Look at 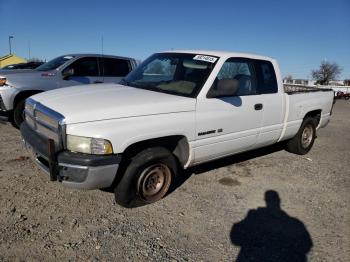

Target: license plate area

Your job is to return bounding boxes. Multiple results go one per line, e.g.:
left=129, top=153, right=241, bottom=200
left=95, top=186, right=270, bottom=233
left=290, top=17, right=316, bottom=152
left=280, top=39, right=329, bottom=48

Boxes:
left=23, top=139, right=58, bottom=181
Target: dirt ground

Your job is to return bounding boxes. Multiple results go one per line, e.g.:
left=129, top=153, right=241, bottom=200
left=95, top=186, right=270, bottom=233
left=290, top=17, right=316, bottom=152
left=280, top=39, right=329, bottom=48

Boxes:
left=0, top=100, right=349, bottom=261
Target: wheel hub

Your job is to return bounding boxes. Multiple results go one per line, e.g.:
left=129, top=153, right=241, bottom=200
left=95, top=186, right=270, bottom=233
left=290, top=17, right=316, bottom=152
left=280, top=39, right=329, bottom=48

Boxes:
left=138, top=164, right=171, bottom=201
left=301, top=125, right=313, bottom=148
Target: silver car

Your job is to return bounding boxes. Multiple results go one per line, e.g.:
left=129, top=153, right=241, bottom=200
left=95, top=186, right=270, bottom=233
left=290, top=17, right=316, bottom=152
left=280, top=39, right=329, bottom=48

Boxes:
left=0, top=54, right=138, bottom=127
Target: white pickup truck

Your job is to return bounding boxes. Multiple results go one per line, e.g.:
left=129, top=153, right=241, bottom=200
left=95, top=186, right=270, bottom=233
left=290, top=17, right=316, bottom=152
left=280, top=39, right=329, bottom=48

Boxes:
left=20, top=50, right=334, bottom=207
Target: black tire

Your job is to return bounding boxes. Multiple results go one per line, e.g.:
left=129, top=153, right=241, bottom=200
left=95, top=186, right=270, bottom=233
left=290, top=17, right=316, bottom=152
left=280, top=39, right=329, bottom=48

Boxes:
left=11, top=99, right=25, bottom=129
left=345, top=96, right=350, bottom=100
left=286, top=117, right=317, bottom=155
left=114, top=147, right=178, bottom=208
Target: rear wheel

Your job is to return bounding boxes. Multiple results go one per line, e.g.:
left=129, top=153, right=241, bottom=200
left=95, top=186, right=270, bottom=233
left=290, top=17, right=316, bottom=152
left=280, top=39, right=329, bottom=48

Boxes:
left=114, top=147, right=177, bottom=208
left=11, top=99, right=25, bottom=129
left=286, top=117, right=316, bottom=155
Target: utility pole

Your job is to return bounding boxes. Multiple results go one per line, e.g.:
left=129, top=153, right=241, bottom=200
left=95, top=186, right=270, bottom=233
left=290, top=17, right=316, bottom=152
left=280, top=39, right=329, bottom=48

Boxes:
left=28, top=40, right=31, bottom=60
left=9, top=36, right=14, bottom=54
left=101, top=36, right=104, bottom=55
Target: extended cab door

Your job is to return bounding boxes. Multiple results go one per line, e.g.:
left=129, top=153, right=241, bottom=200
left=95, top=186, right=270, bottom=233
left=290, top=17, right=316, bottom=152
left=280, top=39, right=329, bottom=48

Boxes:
left=99, top=57, right=132, bottom=83
left=60, top=57, right=103, bottom=87
left=253, top=60, right=284, bottom=147
left=194, top=58, right=264, bottom=164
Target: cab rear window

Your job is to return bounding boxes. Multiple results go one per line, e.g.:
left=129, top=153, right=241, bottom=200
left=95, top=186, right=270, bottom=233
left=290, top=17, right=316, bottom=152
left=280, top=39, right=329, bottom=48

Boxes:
left=100, top=58, right=131, bottom=77
left=254, top=60, right=278, bottom=94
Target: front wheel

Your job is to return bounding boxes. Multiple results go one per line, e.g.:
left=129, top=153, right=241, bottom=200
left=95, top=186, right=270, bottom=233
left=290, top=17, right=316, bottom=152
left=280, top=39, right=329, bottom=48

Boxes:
left=286, top=117, right=317, bottom=155
left=11, top=99, right=25, bottom=128
left=114, top=147, right=178, bottom=208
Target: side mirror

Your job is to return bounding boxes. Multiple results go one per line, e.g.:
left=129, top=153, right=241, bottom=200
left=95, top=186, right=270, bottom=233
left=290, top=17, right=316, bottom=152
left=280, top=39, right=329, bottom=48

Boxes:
left=207, top=78, right=239, bottom=98
left=62, top=68, right=74, bottom=80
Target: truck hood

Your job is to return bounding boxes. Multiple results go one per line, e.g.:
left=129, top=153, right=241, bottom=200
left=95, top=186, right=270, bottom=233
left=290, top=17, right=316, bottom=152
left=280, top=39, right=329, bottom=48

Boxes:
left=0, top=69, right=35, bottom=75
left=31, top=84, right=196, bottom=124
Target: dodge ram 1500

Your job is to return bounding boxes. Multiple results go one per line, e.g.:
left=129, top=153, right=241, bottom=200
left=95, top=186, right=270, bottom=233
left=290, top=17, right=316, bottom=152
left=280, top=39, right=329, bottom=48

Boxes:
left=20, top=50, right=334, bottom=207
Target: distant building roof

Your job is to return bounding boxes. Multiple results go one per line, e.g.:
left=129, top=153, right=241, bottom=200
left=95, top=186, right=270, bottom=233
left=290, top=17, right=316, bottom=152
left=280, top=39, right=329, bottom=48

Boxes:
left=0, top=54, right=27, bottom=68
left=0, top=54, right=14, bottom=61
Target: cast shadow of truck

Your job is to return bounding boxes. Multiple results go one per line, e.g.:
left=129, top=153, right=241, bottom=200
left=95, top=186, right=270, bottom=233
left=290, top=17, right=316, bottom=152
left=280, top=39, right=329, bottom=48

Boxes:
left=172, top=142, right=287, bottom=192
left=103, top=142, right=287, bottom=202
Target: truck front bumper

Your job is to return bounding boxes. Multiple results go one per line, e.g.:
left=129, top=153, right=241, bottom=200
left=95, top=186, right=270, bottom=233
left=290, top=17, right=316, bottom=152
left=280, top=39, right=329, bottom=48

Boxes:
left=20, top=122, right=121, bottom=189
left=0, top=109, right=10, bottom=121
left=0, top=85, right=17, bottom=110
left=0, top=85, right=17, bottom=121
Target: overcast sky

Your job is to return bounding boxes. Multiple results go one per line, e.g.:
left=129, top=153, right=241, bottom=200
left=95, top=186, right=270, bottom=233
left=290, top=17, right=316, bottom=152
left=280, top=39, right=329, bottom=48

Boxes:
left=0, top=0, right=349, bottom=79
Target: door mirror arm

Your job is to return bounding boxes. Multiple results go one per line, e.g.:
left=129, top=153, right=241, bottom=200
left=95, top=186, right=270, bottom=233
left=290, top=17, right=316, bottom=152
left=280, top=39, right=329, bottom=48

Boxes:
left=62, top=68, right=74, bottom=80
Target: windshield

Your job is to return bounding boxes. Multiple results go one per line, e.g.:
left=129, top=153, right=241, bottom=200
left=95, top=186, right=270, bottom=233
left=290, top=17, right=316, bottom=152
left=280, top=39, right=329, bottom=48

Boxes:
left=121, top=53, right=218, bottom=97
left=36, top=55, right=75, bottom=71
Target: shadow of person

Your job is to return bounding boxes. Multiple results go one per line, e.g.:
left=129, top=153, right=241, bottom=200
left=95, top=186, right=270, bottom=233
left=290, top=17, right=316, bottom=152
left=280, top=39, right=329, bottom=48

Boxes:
left=230, top=190, right=313, bottom=262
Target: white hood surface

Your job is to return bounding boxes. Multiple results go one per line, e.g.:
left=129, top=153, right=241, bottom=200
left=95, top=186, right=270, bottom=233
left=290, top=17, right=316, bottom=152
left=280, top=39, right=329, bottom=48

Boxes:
left=31, top=84, right=196, bottom=124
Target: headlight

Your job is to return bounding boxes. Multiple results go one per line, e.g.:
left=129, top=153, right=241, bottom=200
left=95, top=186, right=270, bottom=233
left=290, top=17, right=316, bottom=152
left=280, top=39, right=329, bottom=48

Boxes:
left=25, top=102, right=34, bottom=115
left=66, top=135, right=113, bottom=155
left=0, top=77, right=6, bottom=86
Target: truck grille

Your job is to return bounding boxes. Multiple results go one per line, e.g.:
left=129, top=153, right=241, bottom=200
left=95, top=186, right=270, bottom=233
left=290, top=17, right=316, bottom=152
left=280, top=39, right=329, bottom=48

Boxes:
left=0, top=95, right=6, bottom=111
left=24, top=98, right=65, bottom=150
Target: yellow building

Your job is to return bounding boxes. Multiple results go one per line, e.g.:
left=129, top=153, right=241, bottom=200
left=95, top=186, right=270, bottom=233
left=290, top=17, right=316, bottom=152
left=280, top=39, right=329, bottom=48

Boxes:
left=0, top=54, right=27, bottom=68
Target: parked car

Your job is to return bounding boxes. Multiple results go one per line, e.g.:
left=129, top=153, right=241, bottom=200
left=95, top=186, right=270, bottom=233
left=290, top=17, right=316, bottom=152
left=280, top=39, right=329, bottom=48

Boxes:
left=335, top=91, right=350, bottom=100
left=0, top=61, right=45, bottom=76
left=20, top=50, right=334, bottom=207
left=0, top=54, right=138, bottom=127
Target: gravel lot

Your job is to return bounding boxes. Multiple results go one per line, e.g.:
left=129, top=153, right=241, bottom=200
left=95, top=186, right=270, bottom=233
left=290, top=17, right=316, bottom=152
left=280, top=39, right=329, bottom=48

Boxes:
left=0, top=100, right=349, bottom=261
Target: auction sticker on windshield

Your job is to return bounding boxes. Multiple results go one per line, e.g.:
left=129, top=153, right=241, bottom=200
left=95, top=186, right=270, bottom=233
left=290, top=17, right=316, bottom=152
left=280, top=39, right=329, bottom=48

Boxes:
left=193, top=55, right=218, bottom=63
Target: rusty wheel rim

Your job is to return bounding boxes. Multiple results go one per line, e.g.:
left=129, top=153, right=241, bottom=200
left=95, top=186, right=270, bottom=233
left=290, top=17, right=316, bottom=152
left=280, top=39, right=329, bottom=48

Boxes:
left=301, top=125, right=313, bottom=148
left=138, top=163, right=172, bottom=202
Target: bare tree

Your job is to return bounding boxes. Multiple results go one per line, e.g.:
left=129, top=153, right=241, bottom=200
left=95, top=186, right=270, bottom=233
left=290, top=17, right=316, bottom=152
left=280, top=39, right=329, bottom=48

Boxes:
left=312, top=61, right=342, bottom=85
left=283, top=75, right=293, bottom=83
left=27, top=57, right=44, bottom=62
left=344, top=79, right=350, bottom=86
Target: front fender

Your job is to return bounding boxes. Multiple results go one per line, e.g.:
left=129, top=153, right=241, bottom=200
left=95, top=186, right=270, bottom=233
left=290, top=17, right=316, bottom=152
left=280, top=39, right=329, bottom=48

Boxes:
left=66, top=112, right=196, bottom=154
left=0, top=85, right=19, bottom=110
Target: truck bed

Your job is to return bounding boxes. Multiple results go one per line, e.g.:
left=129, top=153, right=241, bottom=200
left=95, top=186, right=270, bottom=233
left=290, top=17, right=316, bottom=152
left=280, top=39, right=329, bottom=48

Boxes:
left=280, top=87, right=334, bottom=142
left=284, top=84, right=333, bottom=94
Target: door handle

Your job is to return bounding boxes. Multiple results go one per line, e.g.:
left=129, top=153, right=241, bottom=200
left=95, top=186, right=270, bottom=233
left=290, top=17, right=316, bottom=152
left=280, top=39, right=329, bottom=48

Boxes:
left=94, top=81, right=103, bottom=84
left=254, top=103, right=263, bottom=110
